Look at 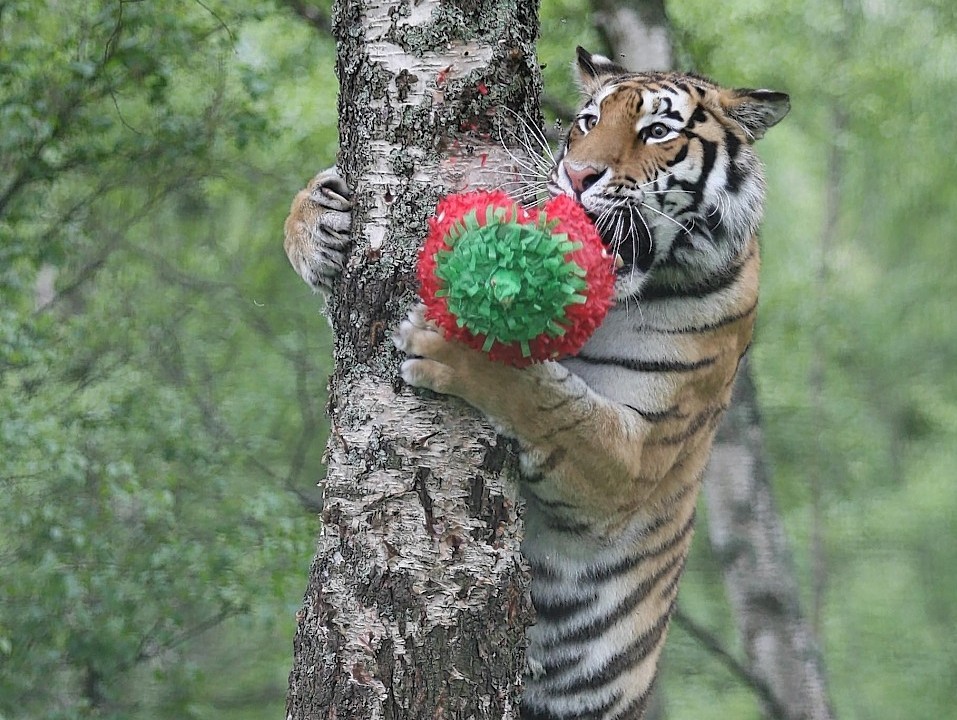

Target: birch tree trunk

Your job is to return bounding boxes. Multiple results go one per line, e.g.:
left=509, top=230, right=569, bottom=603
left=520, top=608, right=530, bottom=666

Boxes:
left=592, top=0, right=672, bottom=71
left=592, top=3, right=836, bottom=718
left=285, top=2, right=542, bottom=718
left=704, top=360, right=836, bottom=720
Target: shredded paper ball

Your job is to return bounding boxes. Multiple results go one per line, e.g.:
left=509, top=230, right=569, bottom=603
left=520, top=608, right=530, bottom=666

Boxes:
left=418, top=190, right=615, bottom=366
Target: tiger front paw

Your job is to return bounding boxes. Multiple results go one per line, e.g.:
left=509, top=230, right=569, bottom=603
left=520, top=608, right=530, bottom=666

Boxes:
left=394, top=304, right=501, bottom=399
left=394, top=304, right=461, bottom=395
left=283, top=167, right=353, bottom=293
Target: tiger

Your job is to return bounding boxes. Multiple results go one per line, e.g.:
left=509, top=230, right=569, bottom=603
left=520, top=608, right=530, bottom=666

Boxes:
left=284, top=47, right=788, bottom=720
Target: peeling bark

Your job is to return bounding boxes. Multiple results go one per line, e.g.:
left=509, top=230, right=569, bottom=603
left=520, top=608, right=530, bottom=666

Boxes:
left=285, top=1, right=542, bottom=718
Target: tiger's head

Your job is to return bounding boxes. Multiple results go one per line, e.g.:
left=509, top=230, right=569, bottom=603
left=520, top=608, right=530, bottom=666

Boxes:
left=549, top=47, right=790, bottom=299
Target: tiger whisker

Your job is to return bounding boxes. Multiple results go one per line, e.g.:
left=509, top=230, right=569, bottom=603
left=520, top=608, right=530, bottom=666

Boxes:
left=493, top=174, right=549, bottom=189
left=495, top=130, right=552, bottom=175
left=499, top=151, right=550, bottom=181
left=498, top=106, right=557, bottom=164
left=639, top=170, right=677, bottom=189
left=640, top=202, right=692, bottom=236
left=630, top=204, right=654, bottom=266
left=496, top=128, right=553, bottom=179
left=481, top=168, right=550, bottom=184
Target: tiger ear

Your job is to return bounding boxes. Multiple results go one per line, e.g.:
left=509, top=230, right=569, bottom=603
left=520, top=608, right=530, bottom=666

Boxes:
left=722, top=88, right=791, bottom=140
left=574, top=46, right=628, bottom=95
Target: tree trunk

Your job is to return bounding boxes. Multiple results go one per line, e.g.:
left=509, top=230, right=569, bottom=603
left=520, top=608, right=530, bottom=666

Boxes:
left=704, top=359, right=836, bottom=720
left=592, top=0, right=672, bottom=71
left=285, top=1, right=542, bottom=718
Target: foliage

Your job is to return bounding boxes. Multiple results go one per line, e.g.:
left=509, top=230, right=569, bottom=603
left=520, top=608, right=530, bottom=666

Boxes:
left=0, top=1, right=337, bottom=717
left=2, top=0, right=954, bottom=717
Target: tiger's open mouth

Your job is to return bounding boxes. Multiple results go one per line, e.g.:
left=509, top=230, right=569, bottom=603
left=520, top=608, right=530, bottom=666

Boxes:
left=585, top=209, right=655, bottom=274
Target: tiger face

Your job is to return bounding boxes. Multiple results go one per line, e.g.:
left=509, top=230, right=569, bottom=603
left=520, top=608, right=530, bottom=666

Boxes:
left=549, top=48, right=790, bottom=299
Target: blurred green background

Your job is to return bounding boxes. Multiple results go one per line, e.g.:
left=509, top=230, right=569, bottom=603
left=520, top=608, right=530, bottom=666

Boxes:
left=1, top=0, right=954, bottom=717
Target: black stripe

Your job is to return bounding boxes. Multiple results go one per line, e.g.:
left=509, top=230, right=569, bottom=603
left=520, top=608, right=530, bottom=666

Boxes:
left=656, top=554, right=688, bottom=600
left=625, top=403, right=685, bottom=422
left=533, top=591, right=598, bottom=623
left=648, top=242, right=757, bottom=302
left=537, top=416, right=585, bottom=441
left=519, top=703, right=567, bottom=720
left=724, top=129, right=745, bottom=192
left=541, top=514, right=594, bottom=535
left=540, top=650, right=586, bottom=675
left=519, top=704, right=562, bottom=720
left=657, top=475, right=699, bottom=506
left=537, top=389, right=587, bottom=413
left=685, top=103, right=708, bottom=129
left=704, top=203, right=724, bottom=236
left=553, top=598, right=675, bottom=696
left=521, top=689, right=623, bottom=720
left=699, top=137, right=718, bottom=178
left=541, top=551, right=686, bottom=651
left=524, top=487, right=579, bottom=512
left=585, top=510, right=696, bottom=583
left=649, top=297, right=758, bottom=335
left=574, top=352, right=717, bottom=374
left=676, top=136, right=716, bottom=207
left=609, top=671, right=657, bottom=720
left=615, top=476, right=696, bottom=516
left=638, top=254, right=746, bottom=300
left=649, top=404, right=726, bottom=447
left=665, top=142, right=689, bottom=167
left=618, top=511, right=667, bottom=542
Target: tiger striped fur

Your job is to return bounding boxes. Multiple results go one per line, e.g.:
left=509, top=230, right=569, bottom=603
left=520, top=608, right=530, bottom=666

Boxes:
left=396, top=48, right=788, bottom=719
left=283, top=46, right=788, bottom=720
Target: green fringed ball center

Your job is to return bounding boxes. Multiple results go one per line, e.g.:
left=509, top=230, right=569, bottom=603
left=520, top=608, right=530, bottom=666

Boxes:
left=434, top=207, right=588, bottom=355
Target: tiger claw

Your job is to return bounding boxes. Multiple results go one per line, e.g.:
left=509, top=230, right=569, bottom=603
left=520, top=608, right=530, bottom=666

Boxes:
left=283, top=166, right=355, bottom=293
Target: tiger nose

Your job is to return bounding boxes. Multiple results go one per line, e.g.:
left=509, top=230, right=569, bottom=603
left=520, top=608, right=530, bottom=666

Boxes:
left=564, top=164, right=605, bottom=196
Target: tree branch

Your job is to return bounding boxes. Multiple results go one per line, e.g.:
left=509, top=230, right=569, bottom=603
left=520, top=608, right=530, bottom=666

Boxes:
left=130, top=607, right=241, bottom=668
left=673, top=607, right=791, bottom=720
left=278, top=0, right=331, bottom=34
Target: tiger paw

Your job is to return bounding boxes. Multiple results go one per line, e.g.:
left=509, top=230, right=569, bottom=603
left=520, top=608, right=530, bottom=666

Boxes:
left=283, top=167, right=353, bottom=293
left=394, top=304, right=485, bottom=398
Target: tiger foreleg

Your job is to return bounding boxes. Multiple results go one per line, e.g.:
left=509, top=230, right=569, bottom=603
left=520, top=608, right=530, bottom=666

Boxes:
left=394, top=304, right=654, bottom=514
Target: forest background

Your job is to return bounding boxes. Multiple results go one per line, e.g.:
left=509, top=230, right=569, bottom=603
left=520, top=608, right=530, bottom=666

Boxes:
left=1, top=0, right=955, bottom=718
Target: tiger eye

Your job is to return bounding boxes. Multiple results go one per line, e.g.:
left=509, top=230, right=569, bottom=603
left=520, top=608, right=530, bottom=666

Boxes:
left=579, top=114, right=598, bottom=132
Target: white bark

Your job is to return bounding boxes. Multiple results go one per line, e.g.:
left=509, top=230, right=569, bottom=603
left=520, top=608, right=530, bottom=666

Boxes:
left=286, top=1, right=542, bottom=718
left=593, top=0, right=673, bottom=71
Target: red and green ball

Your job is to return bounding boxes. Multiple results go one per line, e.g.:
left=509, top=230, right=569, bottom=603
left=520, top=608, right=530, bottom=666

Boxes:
left=418, top=190, right=615, bottom=367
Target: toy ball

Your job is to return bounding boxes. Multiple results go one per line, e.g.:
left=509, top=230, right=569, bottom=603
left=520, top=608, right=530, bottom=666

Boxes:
left=417, top=190, right=615, bottom=367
